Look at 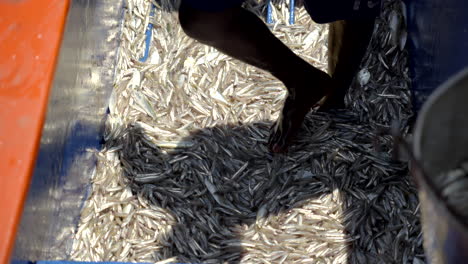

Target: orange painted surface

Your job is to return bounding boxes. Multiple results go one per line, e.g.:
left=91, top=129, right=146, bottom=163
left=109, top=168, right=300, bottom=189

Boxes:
left=0, top=0, right=70, bottom=263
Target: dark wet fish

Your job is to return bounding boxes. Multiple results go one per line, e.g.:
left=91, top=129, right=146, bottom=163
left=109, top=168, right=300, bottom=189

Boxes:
left=72, top=0, right=424, bottom=263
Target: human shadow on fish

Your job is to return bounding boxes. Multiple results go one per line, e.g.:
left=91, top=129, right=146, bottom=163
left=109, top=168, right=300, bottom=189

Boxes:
left=152, top=0, right=306, bottom=13
left=112, top=110, right=424, bottom=263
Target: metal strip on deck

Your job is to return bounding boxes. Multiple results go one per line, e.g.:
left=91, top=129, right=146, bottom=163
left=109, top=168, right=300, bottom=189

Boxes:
left=12, top=0, right=124, bottom=261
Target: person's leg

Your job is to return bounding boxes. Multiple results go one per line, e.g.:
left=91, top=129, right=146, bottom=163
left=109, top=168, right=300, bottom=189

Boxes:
left=320, top=18, right=376, bottom=110
left=302, top=0, right=379, bottom=110
left=179, top=1, right=332, bottom=153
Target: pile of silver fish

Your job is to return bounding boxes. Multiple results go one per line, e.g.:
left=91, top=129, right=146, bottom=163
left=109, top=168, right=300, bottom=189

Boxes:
left=438, top=161, right=468, bottom=223
left=71, top=0, right=425, bottom=263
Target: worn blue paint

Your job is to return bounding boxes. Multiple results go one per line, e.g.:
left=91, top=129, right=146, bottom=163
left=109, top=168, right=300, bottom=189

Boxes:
left=266, top=0, right=273, bottom=24
left=12, top=0, right=124, bottom=261
left=289, top=0, right=295, bottom=25
left=11, top=261, right=33, bottom=264
left=139, top=4, right=155, bottom=62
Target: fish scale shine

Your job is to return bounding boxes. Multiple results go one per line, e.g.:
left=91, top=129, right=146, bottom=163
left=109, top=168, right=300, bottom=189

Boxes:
left=71, top=0, right=424, bottom=263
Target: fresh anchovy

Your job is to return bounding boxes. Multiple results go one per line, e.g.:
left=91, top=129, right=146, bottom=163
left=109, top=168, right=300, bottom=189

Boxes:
left=71, top=0, right=424, bottom=263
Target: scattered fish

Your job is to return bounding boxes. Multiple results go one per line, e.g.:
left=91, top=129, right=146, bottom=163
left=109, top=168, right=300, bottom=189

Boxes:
left=437, top=160, right=468, bottom=223
left=71, top=0, right=424, bottom=263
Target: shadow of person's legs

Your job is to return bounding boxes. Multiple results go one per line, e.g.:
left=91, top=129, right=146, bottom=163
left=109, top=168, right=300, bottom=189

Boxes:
left=110, top=108, right=421, bottom=263
left=86, top=0, right=423, bottom=263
